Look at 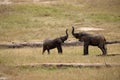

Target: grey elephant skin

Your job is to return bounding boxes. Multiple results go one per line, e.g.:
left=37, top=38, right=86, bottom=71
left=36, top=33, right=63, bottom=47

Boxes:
left=72, top=27, right=107, bottom=55
left=42, top=29, right=68, bottom=54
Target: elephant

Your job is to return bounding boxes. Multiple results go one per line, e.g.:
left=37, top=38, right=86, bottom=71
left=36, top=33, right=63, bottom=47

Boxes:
left=72, top=26, right=107, bottom=55
left=42, top=29, right=68, bottom=54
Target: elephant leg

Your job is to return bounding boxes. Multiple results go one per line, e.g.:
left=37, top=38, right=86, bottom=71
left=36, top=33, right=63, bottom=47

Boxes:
left=47, top=49, right=50, bottom=54
left=103, top=45, right=107, bottom=55
left=57, top=45, right=62, bottom=54
left=42, top=47, right=46, bottom=55
left=83, top=44, right=89, bottom=55
left=98, top=45, right=107, bottom=55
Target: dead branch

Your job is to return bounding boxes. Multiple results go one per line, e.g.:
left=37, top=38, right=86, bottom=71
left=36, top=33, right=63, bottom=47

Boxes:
left=0, top=40, right=119, bottom=48
left=0, top=41, right=83, bottom=48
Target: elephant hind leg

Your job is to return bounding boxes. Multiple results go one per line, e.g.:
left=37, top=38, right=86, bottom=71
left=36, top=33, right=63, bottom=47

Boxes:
left=47, top=49, right=50, bottom=54
left=98, top=44, right=107, bottom=55
left=103, top=45, right=107, bottom=55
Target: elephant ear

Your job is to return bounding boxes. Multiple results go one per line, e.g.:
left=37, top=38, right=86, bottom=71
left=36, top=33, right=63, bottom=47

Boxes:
left=79, top=36, right=85, bottom=42
left=74, top=33, right=80, bottom=39
left=78, top=32, right=89, bottom=41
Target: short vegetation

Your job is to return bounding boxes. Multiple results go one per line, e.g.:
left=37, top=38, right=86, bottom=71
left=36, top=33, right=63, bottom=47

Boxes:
left=0, top=0, right=120, bottom=80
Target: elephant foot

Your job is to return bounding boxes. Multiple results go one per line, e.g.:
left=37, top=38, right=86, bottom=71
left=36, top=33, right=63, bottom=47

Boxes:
left=83, top=53, right=89, bottom=56
left=97, top=54, right=107, bottom=56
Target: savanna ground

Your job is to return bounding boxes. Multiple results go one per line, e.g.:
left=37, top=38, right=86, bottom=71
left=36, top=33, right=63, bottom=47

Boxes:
left=0, top=0, right=120, bottom=80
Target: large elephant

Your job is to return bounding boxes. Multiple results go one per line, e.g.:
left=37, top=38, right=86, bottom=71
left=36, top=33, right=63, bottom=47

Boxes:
left=72, top=26, right=107, bottom=55
left=42, top=29, right=68, bottom=54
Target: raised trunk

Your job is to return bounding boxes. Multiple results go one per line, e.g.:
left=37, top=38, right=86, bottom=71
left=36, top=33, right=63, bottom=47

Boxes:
left=72, top=26, right=79, bottom=38
left=60, top=29, right=68, bottom=42
left=66, top=29, right=68, bottom=38
left=72, top=26, right=75, bottom=36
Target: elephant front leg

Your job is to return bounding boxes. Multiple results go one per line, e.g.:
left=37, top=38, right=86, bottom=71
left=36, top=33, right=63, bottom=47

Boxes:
left=83, top=44, right=89, bottom=55
left=57, top=45, right=63, bottom=54
left=42, top=47, right=46, bottom=55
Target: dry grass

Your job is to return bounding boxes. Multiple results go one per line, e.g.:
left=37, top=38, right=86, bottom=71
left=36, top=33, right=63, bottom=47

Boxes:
left=0, top=0, right=120, bottom=80
left=0, top=44, right=120, bottom=79
left=11, top=67, right=120, bottom=80
left=0, top=45, right=120, bottom=65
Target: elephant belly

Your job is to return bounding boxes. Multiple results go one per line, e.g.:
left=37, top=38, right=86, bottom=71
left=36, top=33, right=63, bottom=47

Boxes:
left=45, top=43, right=56, bottom=49
left=89, top=39, right=100, bottom=46
left=89, top=42, right=99, bottom=46
left=48, top=45, right=56, bottom=49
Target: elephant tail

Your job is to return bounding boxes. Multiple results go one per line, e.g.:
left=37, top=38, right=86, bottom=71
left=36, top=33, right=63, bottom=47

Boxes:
left=106, top=41, right=120, bottom=44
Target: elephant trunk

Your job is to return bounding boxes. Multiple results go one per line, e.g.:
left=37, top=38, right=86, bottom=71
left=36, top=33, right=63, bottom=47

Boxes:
left=66, top=29, right=68, bottom=38
left=60, top=29, right=68, bottom=42
left=72, top=26, right=75, bottom=36
left=72, top=26, right=79, bottom=39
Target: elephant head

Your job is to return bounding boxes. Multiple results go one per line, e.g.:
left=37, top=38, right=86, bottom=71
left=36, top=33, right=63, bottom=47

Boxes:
left=72, top=26, right=88, bottom=41
left=59, top=29, right=68, bottom=43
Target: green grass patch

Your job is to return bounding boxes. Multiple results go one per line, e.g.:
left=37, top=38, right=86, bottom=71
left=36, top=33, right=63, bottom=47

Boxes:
left=86, top=13, right=120, bottom=22
left=0, top=2, right=120, bottom=42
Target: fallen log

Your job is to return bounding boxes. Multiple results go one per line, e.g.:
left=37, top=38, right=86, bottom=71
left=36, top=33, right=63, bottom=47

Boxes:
left=0, top=42, right=43, bottom=48
left=15, top=63, right=120, bottom=68
left=0, top=41, right=83, bottom=48
left=0, top=40, right=120, bottom=48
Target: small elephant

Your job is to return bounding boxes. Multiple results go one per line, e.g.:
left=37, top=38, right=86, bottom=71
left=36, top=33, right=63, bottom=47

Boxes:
left=72, top=26, right=107, bottom=55
left=42, top=29, right=68, bottom=54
